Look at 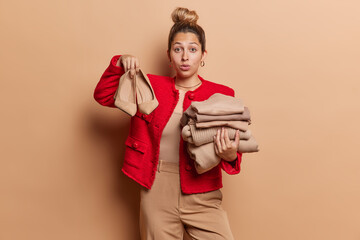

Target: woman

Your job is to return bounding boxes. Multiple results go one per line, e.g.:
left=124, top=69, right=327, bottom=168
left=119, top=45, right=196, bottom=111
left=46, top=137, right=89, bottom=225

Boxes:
left=94, top=7, right=242, bottom=240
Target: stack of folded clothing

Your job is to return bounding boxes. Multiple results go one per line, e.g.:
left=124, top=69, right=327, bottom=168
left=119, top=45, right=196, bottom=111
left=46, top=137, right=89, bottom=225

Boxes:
left=180, top=93, right=259, bottom=174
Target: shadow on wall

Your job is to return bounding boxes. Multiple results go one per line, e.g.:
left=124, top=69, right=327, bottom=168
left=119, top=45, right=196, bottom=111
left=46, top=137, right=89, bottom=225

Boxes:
left=147, top=39, right=174, bottom=77
left=86, top=53, right=193, bottom=237
left=86, top=106, right=193, bottom=239
left=86, top=105, right=142, bottom=239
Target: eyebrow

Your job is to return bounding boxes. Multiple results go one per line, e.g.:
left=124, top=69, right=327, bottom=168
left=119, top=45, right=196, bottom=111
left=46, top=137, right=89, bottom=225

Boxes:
left=173, top=42, right=199, bottom=46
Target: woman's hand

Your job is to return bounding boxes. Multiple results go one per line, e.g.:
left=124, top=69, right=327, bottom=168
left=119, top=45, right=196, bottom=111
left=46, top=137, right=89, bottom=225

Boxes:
left=117, top=54, right=140, bottom=79
left=213, top=127, right=240, bottom=162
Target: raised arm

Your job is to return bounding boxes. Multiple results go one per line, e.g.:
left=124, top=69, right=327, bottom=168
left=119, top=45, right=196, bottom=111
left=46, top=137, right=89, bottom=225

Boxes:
left=93, top=54, right=140, bottom=107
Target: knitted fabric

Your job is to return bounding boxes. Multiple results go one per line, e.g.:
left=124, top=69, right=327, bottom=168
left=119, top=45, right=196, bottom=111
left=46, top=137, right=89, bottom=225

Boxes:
left=182, top=124, right=252, bottom=146
left=191, top=93, right=245, bottom=115
left=181, top=105, right=251, bottom=127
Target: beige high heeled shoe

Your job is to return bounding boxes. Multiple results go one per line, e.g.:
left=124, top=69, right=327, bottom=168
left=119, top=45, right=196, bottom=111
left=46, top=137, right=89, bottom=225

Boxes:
left=135, top=69, right=159, bottom=115
left=113, top=70, right=137, bottom=116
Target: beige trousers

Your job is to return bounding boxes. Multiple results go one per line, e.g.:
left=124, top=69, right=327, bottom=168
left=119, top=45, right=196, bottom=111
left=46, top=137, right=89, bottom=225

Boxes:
left=139, top=160, right=234, bottom=240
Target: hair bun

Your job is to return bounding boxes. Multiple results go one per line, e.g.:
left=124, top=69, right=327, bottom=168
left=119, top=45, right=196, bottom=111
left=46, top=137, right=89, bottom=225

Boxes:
left=171, top=7, right=199, bottom=25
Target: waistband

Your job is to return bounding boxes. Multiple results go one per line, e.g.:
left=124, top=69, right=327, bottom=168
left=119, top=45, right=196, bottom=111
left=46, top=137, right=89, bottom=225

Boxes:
left=157, top=160, right=179, bottom=174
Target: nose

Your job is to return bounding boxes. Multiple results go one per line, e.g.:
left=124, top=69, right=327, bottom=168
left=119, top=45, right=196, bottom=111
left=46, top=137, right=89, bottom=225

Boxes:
left=182, top=50, right=188, bottom=61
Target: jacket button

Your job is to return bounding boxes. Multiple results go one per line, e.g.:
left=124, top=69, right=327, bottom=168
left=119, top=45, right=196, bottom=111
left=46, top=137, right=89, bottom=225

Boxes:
left=186, top=164, right=192, bottom=171
left=132, top=142, right=138, bottom=149
left=141, top=114, right=146, bottom=119
left=188, top=93, right=195, bottom=100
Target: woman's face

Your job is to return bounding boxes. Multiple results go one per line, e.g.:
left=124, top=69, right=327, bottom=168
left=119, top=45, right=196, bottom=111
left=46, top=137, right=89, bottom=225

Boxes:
left=168, top=32, right=207, bottom=79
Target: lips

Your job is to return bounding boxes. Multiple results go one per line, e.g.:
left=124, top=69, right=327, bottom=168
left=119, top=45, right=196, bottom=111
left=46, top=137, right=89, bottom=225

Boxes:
left=180, top=65, right=190, bottom=71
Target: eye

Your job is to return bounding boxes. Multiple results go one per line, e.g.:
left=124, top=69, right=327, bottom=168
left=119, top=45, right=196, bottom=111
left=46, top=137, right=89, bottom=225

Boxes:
left=190, top=48, right=197, bottom=52
left=174, top=47, right=181, bottom=52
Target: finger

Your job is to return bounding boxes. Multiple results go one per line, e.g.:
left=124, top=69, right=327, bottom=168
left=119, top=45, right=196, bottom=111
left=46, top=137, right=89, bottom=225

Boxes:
left=215, top=130, right=222, bottom=153
left=129, top=58, right=136, bottom=78
left=130, top=68, right=136, bottom=79
left=126, top=58, right=131, bottom=72
left=220, top=127, right=226, bottom=151
left=130, top=57, right=135, bottom=70
left=234, top=130, right=240, bottom=149
left=135, top=58, right=140, bottom=73
left=216, top=129, right=220, bottom=142
left=224, top=128, right=231, bottom=147
left=213, top=138, right=219, bottom=155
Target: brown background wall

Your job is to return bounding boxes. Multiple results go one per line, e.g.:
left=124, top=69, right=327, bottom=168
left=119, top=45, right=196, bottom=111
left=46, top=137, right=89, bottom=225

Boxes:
left=1, top=0, right=359, bottom=239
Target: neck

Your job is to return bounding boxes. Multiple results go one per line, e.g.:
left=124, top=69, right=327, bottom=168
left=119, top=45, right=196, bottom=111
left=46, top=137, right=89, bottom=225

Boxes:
left=174, top=74, right=201, bottom=88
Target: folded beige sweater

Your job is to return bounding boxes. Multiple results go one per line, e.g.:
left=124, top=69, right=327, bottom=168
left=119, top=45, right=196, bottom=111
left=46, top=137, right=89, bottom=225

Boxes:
left=195, top=120, right=249, bottom=131
left=180, top=93, right=259, bottom=174
left=196, top=107, right=251, bottom=123
left=187, top=142, right=221, bottom=174
left=180, top=105, right=251, bottom=127
left=187, top=135, right=259, bottom=174
left=182, top=124, right=252, bottom=146
left=191, top=93, right=245, bottom=115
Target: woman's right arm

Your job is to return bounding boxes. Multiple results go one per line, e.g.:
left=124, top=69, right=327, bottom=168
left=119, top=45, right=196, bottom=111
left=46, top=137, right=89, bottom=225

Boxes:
left=93, top=54, right=140, bottom=107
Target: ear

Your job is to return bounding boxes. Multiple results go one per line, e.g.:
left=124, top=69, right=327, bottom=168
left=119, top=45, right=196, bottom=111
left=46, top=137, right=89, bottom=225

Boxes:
left=201, top=50, right=208, bottom=61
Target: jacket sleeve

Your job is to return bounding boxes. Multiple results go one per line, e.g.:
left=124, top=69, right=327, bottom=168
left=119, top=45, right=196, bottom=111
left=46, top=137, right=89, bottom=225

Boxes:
left=220, top=152, right=242, bottom=175
left=220, top=87, right=243, bottom=175
left=93, top=55, right=125, bottom=107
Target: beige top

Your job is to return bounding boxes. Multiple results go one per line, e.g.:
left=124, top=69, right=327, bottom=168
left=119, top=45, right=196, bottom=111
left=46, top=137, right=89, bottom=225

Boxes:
left=158, top=89, right=186, bottom=163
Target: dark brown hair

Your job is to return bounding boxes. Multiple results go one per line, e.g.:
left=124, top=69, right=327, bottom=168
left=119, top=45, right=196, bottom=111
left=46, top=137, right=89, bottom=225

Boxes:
left=168, top=7, right=206, bottom=53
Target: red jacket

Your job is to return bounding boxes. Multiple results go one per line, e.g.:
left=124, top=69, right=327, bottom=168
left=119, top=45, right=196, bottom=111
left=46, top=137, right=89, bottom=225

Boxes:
left=94, top=55, right=242, bottom=194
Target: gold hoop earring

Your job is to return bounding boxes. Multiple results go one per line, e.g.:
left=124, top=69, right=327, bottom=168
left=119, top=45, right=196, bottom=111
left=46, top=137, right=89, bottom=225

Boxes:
left=200, top=61, right=205, bottom=67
